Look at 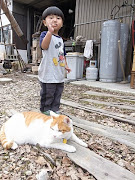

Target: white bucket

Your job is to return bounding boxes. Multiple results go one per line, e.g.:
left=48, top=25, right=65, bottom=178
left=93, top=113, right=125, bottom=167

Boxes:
left=66, top=53, right=84, bottom=80
left=86, top=67, right=98, bottom=81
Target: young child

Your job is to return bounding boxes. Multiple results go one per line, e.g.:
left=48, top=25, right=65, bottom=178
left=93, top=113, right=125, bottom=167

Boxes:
left=38, top=6, right=71, bottom=115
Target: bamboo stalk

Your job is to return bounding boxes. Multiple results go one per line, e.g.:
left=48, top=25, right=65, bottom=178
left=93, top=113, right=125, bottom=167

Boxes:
left=0, top=0, right=28, bottom=44
left=118, top=40, right=126, bottom=81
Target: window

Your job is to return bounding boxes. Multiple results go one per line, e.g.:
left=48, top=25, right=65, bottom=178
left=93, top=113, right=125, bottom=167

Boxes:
left=0, top=25, right=11, bottom=43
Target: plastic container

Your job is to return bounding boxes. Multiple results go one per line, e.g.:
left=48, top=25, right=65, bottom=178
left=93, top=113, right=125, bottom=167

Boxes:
left=86, top=67, right=98, bottom=81
left=66, top=53, right=84, bottom=80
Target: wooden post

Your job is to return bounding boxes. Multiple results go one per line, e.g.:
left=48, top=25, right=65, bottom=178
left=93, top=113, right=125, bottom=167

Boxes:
left=132, top=45, right=135, bottom=71
left=118, top=40, right=126, bottom=81
left=130, top=46, right=135, bottom=88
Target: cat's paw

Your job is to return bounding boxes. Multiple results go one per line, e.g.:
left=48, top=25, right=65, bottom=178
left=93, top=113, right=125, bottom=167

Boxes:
left=11, top=142, right=18, bottom=150
left=80, top=141, right=88, bottom=148
left=67, top=146, right=76, bottom=153
left=82, top=142, right=88, bottom=148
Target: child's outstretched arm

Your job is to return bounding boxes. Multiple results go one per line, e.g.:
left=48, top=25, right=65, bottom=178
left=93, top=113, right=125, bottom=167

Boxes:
left=65, top=56, right=71, bottom=73
left=41, top=24, right=54, bottom=50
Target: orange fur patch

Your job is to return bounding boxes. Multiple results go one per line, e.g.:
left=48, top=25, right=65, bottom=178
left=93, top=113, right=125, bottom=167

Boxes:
left=51, top=115, right=71, bottom=133
left=22, top=112, right=51, bottom=126
left=0, top=112, right=71, bottom=149
left=0, top=124, right=13, bottom=149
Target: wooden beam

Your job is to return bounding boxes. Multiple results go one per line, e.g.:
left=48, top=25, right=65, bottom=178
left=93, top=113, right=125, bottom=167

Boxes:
left=69, top=114, right=135, bottom=150
left=61, top=99, right=135, bottom=126
left=82, top=98, right=135, bottom=111
left=67, top=142, right=135, bottom=180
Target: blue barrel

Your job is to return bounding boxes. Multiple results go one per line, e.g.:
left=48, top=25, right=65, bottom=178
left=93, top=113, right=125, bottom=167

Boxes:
left=99, top=20, right=120, bottom=82
left=117, top=23, right=129, bottom=82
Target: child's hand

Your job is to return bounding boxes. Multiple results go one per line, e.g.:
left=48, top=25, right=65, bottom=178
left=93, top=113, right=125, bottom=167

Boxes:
left=48, top=24, right=54, bottom=33
left=65, top=65, right=71, bottom=73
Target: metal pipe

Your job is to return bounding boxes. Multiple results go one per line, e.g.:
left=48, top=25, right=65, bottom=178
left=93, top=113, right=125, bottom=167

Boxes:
left=0, top=0, right=28, bottom=44
left=74, top=15, right=132, bottom=27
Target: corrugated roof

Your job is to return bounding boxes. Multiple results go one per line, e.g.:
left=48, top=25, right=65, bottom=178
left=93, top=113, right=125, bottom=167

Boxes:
left=13, top=0, right=68, bottom=10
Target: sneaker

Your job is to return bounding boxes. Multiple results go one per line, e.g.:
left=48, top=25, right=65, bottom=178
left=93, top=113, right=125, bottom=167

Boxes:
left=42, top=110, right=51, bottom=116
left=55, top=111, right=61, bottom=114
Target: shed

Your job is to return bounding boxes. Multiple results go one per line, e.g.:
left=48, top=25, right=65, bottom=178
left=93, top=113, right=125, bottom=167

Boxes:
left=0, top=0, right=134, bottom=74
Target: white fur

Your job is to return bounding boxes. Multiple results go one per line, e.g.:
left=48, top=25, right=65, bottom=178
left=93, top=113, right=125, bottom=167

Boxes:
left=4, top=112, right=88, bottom=152
left=50, top=110, right=59, bottom=117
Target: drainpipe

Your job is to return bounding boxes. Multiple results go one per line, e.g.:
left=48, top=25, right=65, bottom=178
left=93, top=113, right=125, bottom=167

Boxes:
left=0, top=0, right=28, bottom=44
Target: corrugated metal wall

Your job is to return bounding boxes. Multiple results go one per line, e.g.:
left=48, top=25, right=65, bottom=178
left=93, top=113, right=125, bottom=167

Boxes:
left=74, top=0, right=134, bottom=40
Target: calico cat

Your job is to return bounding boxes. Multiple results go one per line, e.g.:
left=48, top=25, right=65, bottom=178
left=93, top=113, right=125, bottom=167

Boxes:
left=0, top=111, right=87, bottom=152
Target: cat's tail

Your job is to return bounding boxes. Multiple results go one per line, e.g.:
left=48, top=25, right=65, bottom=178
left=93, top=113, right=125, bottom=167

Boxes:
left=0, top=124, right=13, bottom=149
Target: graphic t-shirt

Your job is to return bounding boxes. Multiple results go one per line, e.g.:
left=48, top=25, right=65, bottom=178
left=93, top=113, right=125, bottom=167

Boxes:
left=38, top=31, right=66, bottom=83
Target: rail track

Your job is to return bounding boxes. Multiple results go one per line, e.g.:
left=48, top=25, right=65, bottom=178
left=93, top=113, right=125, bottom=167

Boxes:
left=60, top=83, right=135, bottom=179
left=0, top=74, right=135, bottom=179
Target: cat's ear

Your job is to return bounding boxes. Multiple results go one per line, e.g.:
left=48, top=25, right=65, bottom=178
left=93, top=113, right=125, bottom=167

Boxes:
left=64, top=117, right=72, bottom=125
left=50, top=111, right=59, bottom=118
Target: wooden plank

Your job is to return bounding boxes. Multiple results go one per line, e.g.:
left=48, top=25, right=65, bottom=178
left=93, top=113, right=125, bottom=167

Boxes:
left=67, top=142, right=135, bottom=180
left=68, top=114, right=135, bottom=150
left=82, top=98, right=135, bottom=110
left=84, top=90, right=135, bottom=102
left=61, top=99, right=135, bottom=125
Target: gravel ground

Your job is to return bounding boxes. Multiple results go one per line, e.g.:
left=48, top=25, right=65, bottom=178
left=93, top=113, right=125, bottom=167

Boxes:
left=0, top=72, right=135, bottom=179
left=0, top=72, right=94, bottom=179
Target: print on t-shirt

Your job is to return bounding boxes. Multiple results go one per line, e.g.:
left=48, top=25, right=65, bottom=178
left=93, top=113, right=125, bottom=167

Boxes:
left=53, top=42, right=65, bottom=67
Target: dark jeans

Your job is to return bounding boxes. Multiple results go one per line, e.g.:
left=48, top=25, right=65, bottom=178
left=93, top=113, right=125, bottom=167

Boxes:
left=40, top=82, right=64, bottom=112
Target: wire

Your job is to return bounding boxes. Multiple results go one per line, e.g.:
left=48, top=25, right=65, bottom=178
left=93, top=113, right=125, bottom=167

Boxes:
left=111, top=5, right=120, bottom=19
left=67, top=27, right=74, bottom=38
left=110, top=2, right=133, bottom=19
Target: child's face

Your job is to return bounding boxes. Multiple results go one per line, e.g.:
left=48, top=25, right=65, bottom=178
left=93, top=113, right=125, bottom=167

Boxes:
left=43, top=14, right=63, bottom=33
